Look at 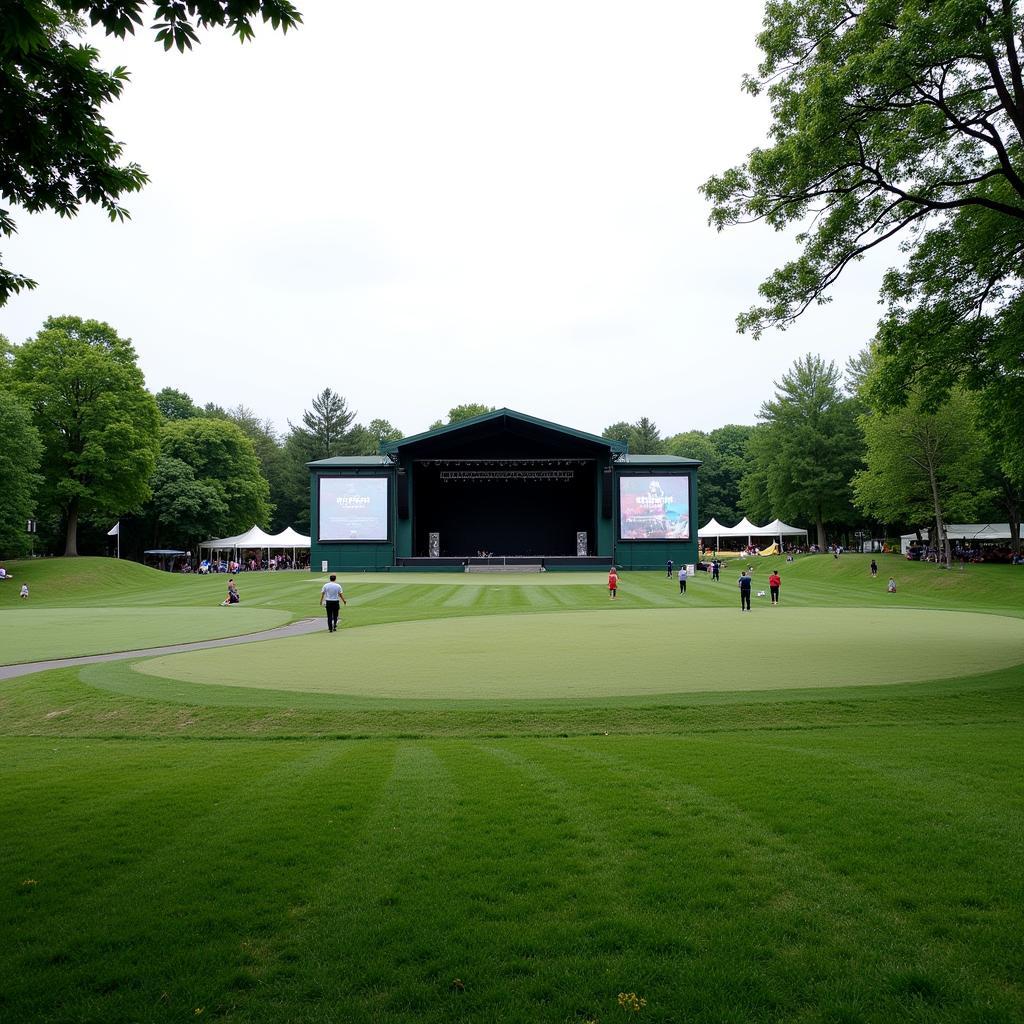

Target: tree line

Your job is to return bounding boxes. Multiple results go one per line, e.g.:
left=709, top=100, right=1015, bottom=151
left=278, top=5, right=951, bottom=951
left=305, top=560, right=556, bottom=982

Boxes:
left=3, top=316, right=1019, bottom=565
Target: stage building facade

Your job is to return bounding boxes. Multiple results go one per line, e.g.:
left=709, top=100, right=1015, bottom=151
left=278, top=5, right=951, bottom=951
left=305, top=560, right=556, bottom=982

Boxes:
left=308, top=409, right=700, bottom=571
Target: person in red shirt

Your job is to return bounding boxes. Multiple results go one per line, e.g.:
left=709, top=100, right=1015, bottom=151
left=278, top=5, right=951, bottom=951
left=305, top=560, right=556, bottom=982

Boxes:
left=608, top=567, right=619, bottom=600
left=769, top=569, right=781, bottom=605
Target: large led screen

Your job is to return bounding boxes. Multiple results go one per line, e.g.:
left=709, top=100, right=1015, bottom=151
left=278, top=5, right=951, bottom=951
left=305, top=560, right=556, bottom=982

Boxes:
left=619, top=476, right=690, bottom=540
left=319, top=477, right=389, bottom=541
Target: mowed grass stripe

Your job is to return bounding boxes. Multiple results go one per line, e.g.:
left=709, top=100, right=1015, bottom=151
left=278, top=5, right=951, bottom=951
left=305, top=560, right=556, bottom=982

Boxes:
left=523, top=733, right=1022, bottom=1020
left=1, top=740, right=395, bottom=1019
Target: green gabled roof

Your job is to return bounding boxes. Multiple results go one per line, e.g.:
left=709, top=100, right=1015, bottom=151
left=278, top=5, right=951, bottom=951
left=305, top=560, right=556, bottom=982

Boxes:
left=618, top=454, right=702, bottom=467
left=379, top=407, right=628, bottom=455
left=307, top=455, right=393, bottom=468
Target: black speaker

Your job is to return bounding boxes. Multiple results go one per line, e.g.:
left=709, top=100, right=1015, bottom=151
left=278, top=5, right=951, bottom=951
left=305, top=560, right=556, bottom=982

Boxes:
left=397, top=468, right=409, bottom=519
left=602, top=468, right=613, bottom=518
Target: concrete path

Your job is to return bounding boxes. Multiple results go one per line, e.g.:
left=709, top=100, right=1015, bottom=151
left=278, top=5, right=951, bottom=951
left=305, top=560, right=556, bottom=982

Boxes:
left=0, top=617, right=325, bottom=681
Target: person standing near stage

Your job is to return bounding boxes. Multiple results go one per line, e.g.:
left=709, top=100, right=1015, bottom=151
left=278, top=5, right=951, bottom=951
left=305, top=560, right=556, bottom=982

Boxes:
left=320, top=574, right=347, bottom=632
left=768, top=568, right=781, bottom=606
left=608, top=567, right=619, bottom=600
left=712, top=559, right=720, bottom=582
left=678, top=564, right=687, bottom=595
left=738, top=569, right=752, bottom=611
left=666, top=558, right=673, bottom=579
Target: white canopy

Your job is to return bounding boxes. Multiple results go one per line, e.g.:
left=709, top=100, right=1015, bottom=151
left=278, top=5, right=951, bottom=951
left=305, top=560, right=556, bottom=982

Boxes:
left=698, top=518, right=729, bottom=538
left=267, top=527, right=311, bottom=549
left=900, top=523, right=1024, bottom=553
left=719, top=517, right=765, bottom=538
left=200, top=525, right=310, bottom=552
left=760, top=518, right=809, bottom=537
left=199, top=525, right=275, bottom=550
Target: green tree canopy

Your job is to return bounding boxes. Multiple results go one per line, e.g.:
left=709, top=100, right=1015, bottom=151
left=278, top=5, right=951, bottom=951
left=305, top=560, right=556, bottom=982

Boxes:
left=853, top=388, right=989, bottom=567
left=143, top=454, right=228, bottom=550
left=158, top=417, right=271, bottom=538
left=702, top=1, right=1024, bottom=448
left=289, top=388, right=356, bottom=460
left=740, top=354, right=863, bottom=547
left=1, top=1, right=301, bottom=305
left=0, top=396, right=43, bottom=557
left=601, top=418, right=665, bottom=455
left=428, top=404, right=495, bottom=431
left=12, top=316, right=160, bottom=555
left=154, top=386, right=200, bottom=421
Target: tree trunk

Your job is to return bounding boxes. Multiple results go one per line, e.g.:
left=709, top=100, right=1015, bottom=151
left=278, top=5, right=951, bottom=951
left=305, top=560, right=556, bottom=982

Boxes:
left=816, top=517, right=826, bottom=550
left=926, top=461, right=951, bottom=569
left=64, top=499, right=80, bottom=557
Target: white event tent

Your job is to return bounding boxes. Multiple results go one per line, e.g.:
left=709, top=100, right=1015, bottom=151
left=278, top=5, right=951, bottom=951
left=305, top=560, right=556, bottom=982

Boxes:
left=698, top=517, right=808, bottom=551
left=760, top=518, right=810, bottom=548
left=199, top=525, right=311, bottom=565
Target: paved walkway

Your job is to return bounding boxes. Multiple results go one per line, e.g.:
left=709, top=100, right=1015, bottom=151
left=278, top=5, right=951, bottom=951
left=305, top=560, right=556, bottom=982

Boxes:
left=0, top=617, right=325, bottom=681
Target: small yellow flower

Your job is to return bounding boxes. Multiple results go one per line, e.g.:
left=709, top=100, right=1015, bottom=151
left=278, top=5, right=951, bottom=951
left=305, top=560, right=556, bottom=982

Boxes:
left=194, top=1009, right=204, bottom=1016
left=21, top=879, right=38, bottom=887
left=617, top=991, right=647, bottom=1013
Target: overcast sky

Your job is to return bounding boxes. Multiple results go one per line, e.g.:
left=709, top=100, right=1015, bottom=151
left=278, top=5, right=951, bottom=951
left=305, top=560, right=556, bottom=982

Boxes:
left=0, top=1, right=890, bottom=440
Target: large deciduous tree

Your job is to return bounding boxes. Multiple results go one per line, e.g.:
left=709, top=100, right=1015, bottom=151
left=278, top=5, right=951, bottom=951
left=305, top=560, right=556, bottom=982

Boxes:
left=740, top=354, right=862, bottom=547
left=853, top=389, right=989, bottom=567
left=13, top=316, right=160, bottom=556
left=428, top=404, right=496, bottom=431
left=702, top=1, right=1024, bottom=452
left=158, top=417, right=271, bottom=538
left=0, top=397, right=43, bottom=557
left=0, top=1, right=301, bottom=305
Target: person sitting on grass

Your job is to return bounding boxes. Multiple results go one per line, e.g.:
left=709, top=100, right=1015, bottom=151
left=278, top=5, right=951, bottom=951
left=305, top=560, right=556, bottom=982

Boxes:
left=221, top=579, right=240, bottom=606
left=888, top=577, right=897, bottom=593
left=20, top=583, right=29, bottom=600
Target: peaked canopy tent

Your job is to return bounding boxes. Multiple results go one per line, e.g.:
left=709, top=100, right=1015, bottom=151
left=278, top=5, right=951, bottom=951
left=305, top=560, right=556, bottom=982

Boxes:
left=267, top=527, right=311, bottom=548
left=760, top=518, right=809, bottom=549
left=698, top=518, right=729, bottom=551
left=720, top=517, right=765, bottom=546
left=199, top=526, right=311, bottom=567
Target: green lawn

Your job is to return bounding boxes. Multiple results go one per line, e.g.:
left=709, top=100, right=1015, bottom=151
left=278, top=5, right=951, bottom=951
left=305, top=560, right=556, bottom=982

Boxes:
left=1, top=555, right=1022, bottom=1023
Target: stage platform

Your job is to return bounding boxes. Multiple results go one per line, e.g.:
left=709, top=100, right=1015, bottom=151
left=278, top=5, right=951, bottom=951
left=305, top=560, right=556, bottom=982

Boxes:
left=395, top=556, right=612, bottom=572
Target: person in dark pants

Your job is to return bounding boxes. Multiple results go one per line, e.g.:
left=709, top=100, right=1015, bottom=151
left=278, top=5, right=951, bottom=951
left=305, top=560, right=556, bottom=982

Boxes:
left=738, top=570, right=752, bottom=611
left=319, top=573, right=347, bottom=632
left=712, top=559, right=720, bottom=582
left=678, top=564, right=687, bottom=594
left=666, top=558, right=674, bottom=578
left=768, top=569, right=781, bottom=605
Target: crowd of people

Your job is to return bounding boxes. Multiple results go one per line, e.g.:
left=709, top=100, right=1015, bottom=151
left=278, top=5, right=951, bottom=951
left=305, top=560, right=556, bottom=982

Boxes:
left=198, top=553, right=309, bottom=574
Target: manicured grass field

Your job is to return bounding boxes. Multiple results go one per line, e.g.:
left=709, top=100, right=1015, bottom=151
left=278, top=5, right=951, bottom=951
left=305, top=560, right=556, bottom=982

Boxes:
left=1, top=555, right=1022, bottom=1023
left=0, top=606, right=291, bottom=665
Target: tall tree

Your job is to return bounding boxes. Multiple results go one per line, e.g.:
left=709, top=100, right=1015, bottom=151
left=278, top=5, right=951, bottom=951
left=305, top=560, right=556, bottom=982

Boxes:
left=740, top=354, right=862, bottom=547
left=290, top=388, right=356, bottom=460
left=154, top=386, right=200, bottom=421
left=1, top=1, right=301, bottom=305
left=428, top=404, right=495, bottom=431
left=143, top=455, right=228, bottom=550
left=0, top=397, right=43, bottom=557
left=853, top=389, right=989, bottom=568
left=630, top=417, right=664, bottom=455
left=701, top=2, right=1024, bottom=429
left=12, top=316, right=160, bottom=556
left=158, top=418, right=271, bottom=537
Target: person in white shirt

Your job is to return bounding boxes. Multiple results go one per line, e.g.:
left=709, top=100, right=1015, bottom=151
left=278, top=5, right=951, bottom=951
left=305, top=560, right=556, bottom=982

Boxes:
left=319, top=574, right=347, bottom=632
left=678, top=564, right=687, bottom=595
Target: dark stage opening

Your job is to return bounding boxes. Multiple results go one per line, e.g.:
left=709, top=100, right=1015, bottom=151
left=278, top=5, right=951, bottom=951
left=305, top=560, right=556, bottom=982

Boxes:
left=413, top=460, right=597, bottom=557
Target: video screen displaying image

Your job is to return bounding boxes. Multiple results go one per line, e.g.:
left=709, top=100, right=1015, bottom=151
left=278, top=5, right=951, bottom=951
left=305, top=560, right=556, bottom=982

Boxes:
left=319, top=477, right=389, bottom=541
left=619, top=476, right=690, bottom=540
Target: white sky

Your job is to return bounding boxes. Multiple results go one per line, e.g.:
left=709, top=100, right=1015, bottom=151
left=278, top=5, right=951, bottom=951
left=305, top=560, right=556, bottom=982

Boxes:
left=0, top=0, right=889, bottom=439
